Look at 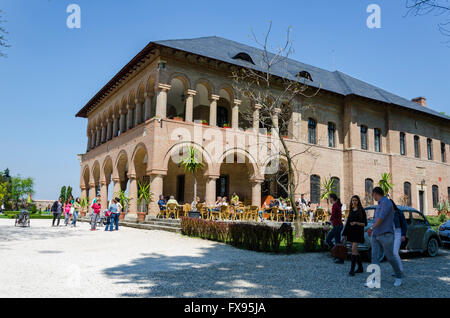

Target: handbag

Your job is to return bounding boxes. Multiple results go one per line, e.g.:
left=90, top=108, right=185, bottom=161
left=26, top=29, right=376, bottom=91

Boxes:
left=331, top=244, right=348, bottom=260
left=105, top=210, right=112, bottom=217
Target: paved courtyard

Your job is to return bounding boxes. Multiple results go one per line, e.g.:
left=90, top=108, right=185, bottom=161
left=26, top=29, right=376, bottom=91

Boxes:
left=0, top=219, right=448, bottom=298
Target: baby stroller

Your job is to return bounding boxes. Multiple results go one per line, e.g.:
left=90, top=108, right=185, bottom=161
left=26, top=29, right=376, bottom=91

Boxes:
left=15, top=211, right=30, bottom=227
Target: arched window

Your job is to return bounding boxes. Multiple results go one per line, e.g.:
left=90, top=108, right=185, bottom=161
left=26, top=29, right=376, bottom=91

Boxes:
left=328, top=122, right=336, bottom=148
left=432, top=185, right=439, bottom=208
left=308, top=118, right=317, bottom=144
left=374, top=128, right=381, bottom=152
left=331, top=177, right=340, bottom=198
left=427, top=138, right=433, bottom=160
left=441, top=142, right=447, bottom=163
left=400, top=132, right=406, bottom=155
left=310, top=175, right=321, bottom=204
left=296, top=70, right=313, bottom=82
left=365, top=178, right=374, bottom=205
left=361, top=126, right=368, bottom=150
left=403, top=182, right=412, bottom=206
left=414, top=135, right=420, bottom=158
left=232, top=52, right=255, bottom=65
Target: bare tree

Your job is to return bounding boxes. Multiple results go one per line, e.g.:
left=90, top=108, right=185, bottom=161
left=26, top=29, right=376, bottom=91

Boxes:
left=0, top=10, right=10, bottom=57
left=406, top=0, right=450, bottom=39
left=232, top=23, right=320, bottom=228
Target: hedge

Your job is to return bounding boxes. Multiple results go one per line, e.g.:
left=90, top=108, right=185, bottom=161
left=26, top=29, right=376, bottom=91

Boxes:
left=181, top=217, right=294, bottom=253
left=302, top=227, right=329, bottom=252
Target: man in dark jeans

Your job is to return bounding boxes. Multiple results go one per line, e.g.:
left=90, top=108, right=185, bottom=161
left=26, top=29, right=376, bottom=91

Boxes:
left=51, top=197, right=63, bottom=226
left=326, top=193, right=344, bottom=263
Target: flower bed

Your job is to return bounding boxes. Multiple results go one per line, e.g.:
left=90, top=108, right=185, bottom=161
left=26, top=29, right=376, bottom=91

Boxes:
left=181, top=217, right=294, bottom=253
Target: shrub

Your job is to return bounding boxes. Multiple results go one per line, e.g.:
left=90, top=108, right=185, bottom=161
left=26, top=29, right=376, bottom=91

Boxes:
left=302, top=227, right=328, bottom=252
left=438, top=213, right=447, bottom=224
left=181, top=217, right=294, bottom=253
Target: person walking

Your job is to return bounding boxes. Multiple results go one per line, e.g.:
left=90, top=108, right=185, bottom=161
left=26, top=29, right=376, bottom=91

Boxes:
left=51, top=197, right=63, bottom=227
left=71, top=198, right=81, bottom=227
left=90, top=196, right=101, bottom=231
left=326, top=193, right=344, bottom=264
left=342, top=195, right=367, bottom=276
left=63, top=200, right=72, bottom=226
left=365, top=187, right=403, bottom=288
left=391, top=199, right=407, bottom=275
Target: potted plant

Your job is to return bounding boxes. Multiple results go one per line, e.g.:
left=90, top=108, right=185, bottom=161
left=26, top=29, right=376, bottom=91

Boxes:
left=223, top=123, right=231, bottom=129
left=201, top=120, right=208, bottom=126
left=181, top=146, right=203, bottom=217
left=173, top=116, right=184, bottom=122
left=115, top=190, right=129, bottom=220
left=320, top=177, right=336, bottom=213
left=378, top=172, right=394, bottom=197
left=137, top=180, right=153, bottom=222
left=79, top=197, right=88, bottom=217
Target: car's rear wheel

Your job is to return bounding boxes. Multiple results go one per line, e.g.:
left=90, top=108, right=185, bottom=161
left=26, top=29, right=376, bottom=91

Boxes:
left=426, top=237, right=439, bottom=257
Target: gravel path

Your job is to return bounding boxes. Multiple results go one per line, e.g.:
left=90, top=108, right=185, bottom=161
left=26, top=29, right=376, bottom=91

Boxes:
left=0, top=219, right=448, bottom=298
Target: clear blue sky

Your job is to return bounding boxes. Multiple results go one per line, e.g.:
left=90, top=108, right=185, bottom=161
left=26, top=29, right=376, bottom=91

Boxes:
left=1, top=0, right=449, bottom=200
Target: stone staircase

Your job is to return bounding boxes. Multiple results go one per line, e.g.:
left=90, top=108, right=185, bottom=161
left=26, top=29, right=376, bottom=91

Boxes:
left=78, top=216, right=182, bottom=233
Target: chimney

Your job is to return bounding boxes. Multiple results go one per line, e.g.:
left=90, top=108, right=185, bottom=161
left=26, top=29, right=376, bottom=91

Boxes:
left=412, top=97, right=426, bottom=107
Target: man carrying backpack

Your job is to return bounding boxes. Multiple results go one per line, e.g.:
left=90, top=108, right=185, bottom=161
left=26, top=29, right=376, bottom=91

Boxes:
left=51, top=197, right=63, bottom=227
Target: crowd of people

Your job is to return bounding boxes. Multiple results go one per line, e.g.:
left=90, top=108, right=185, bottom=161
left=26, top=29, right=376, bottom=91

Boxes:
left=49, top=195, right=123, bottom=232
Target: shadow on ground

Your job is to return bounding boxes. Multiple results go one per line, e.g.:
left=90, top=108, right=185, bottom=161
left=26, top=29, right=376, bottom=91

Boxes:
left=103, top=239, right=450, bottom=298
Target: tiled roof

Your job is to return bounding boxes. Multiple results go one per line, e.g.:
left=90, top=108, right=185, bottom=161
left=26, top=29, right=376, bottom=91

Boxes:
left=155, top=36, right=449, bottom=121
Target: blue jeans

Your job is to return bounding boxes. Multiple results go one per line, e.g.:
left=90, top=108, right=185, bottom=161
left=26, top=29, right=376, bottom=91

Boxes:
left=71, top=211, right=78, bottom=226
left=105, top=216, right=114, bottom=231
left=112, top=213, right=119, bottom=230
left=371, top=232, right=402, bottom=278
left=326, top=225, right=343, bottom=249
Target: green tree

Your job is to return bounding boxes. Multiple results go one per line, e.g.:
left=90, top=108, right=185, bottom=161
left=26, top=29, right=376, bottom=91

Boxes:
left=181, top=147, right=203, bottom=210
left=10, top=176, right=34, bottom=209
left=0, top=182, right=8, bottom=205
left=321, top=177, right=336, bottom=212
left=59, top=186, right=67, bottom=203
left=378, top=173, right=394, bottom=197
left=137, top=181, right=153, bottom=212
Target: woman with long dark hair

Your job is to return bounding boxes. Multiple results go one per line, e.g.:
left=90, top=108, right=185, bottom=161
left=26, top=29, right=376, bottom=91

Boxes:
left=342, top=195, right=367, bottom=276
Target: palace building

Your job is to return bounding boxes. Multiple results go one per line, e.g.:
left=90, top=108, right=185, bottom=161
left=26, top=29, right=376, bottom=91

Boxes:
left=76, top=36, right=450, bottom=219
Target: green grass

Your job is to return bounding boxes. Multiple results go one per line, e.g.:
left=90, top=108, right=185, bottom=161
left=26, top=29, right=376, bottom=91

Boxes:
left=427, top=215, right=448, bottom=232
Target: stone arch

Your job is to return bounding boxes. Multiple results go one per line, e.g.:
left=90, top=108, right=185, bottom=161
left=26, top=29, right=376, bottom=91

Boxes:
left=115, top=150, right=129, bottom=192
left=167, top=77, right=187, bottom=119
left=167, top=72, right=191, bottom=90
left=217, top=147, right=260, bottom=179
left=145, top=75, right=156, bottom=95
left=218, top=84, right=235, bottom=102
left=91, top=160, right=101, bottom=196
left=163, top=141, right=213, bottom=175
left=193, top=78, right=215, bottom=96
left=102, top=156, right=113, bottom=184
left=131, top=143, right=148, bottom=180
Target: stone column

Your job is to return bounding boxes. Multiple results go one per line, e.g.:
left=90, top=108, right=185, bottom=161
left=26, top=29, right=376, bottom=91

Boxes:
left=232, top=99, right=241, bottom=129
left=185, top=89, right=196, bottom=122
left=88, top=183, right=96, bottom=201
left=106, top=119, right=112, bottom=141
left=119, top=110, right=126, bottom=134
left=251, top=180, right=262, bottom=208
left=100, top=181, right=108, bottom=210
left=272, top=107, right=281, bottom=129
left=155, top=83, right=171, bottom=118
left=112, top=115, right=118, bottom=138
left=125, top=174, right=138, bottom=221
left=96, top=127, right=101, bottom=147
left=112, top=178, right=121, bottom=198
left=209, top=94, right=220, bottom=126
left=90, top=129, right=95, bottom=149
left=148, top=174, right=164, bottom=217
left=144, top=92, right=152, bottom=121
left=127, top=104, right=134, bottom=130
left=205, top=176, right=218, bottom=205
left=86, top=135, right=91, bottom=152
left=135, top=99, right=142, bottom=125
left=253, top=104, right=261, bottom=132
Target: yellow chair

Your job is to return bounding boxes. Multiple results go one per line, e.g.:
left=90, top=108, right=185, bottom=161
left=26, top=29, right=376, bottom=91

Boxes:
left=220, top=205, right=232, bottom=220
left=200, top=205, right=209, bottom=219
left=270, top=207, right=278, bottom=221
left=166, top=203, right=177, bottom=219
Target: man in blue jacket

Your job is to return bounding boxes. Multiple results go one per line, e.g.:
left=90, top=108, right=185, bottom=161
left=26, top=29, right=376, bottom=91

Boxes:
left=366, top=187, right=403, bottom=288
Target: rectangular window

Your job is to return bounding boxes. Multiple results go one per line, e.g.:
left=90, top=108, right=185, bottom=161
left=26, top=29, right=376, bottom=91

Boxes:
left=441, top=142, right=446, bottom=163
left=414, top=136, right=420, bottom=158
left=328, top=122, right=335, bottom=148
left=427, top=138, right=433, bottom=160
left=400, top=132, right=406, bottom=155
left=308, top=118, right=316, bottom=144
left=374, top=128, right=381, bottom=152
left=361, top=126, right=368, bottom=150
